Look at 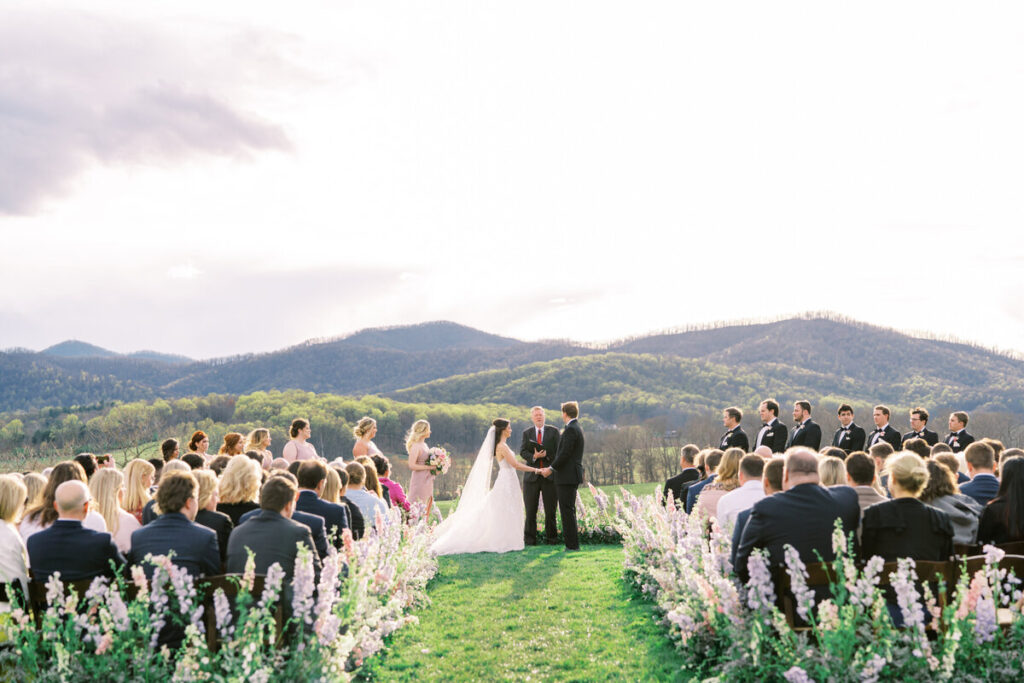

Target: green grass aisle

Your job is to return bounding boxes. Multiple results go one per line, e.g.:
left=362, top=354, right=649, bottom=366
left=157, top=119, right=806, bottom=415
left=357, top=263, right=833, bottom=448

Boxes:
left=360, top=545, right=684, bottom=682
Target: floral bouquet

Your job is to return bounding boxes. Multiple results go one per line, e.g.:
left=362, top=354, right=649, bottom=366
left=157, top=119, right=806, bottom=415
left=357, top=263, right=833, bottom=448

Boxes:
left=427, top=447, right=451, bottom=476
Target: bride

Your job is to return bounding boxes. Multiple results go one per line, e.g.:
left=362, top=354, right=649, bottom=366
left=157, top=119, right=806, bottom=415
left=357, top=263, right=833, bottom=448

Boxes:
left=431, top=418, right=542, bottom=555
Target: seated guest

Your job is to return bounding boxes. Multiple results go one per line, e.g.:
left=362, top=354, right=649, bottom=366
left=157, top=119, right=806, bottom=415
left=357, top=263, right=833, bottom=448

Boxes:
left=216, top=456, right=262, bottom=526
left=20, top=462, right=107, bottom=541
left=716, top=455, right=766, bottom=528
left=89, top=469, right=140, bottom=554
left=123, top=459, right=156, bottom=525
left=240, top=472, right=329, bottom=559
left=983, top=438, right=1006, bottom=470
left=819, top=457, right=847, bottom=487
left=730, top=458, right=783, bottom=571
left=374, top=455, right=408, bottom=511
left=752, top=446, right=773, bottom=460
left=961, top=441, right=1000, bottom=507
left=663, top=444, right=701, bottom=506
left=862, top=453, right=954, bottom=562
left=931, top=442, right=953, bottom=457
left=869, top=442, right=895, bottom=495
left=192, top=470, right=233, bottom=565
left=141, top=460, right=192, bottom=524
left=978, top=456, right=1024, bottom=545
left=27, top=480, right=125, bottom=583
left=696, top=448, right=744, bottom=520
left=344, top=462, right=388, bottom=530
left=296, top=461, right=350, bottom=546
left=335, top=467, right=365, bottom=540
left=735, top=448, right=860, bottom=582
left=147, top=459, right=164, bottom=489
left=129, top=472, right=219, bottom=578
left=181, top=453, right=206, bottom=470
left=686, top=450, right=723, bottom=515
left=73, top=453, right=98, bottom=481
left=919, top=460, right=982, bottom=545
left=0, top=475, right=30, bottom=599
left=208, top=455, right=232, bottom=477
left=935, top=452, right=970, bottom=485
left=820, top=447, right=847, bottom=460
left=270, top=458, right=290, bottom=472
left=227, top=476, right=321, bottom=582
left=358, top=457, right=391, bottom=507
left=901, top=437, right=931, bottom=460
left=322, top=466, right=342, bottom=503
left=22, top=473, right=46, bottom=510
left=845, top=452, right=887, bottom=516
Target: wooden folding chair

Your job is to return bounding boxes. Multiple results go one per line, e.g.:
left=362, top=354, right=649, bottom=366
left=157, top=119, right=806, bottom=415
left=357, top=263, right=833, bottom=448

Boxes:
left=26, top=577, right=103, bottom=629
left=877, top=560, right=954, bottom=630
left=957, top=554, right=1024, bottom=630
left=199, top=574, right=280, bottom=652
left=772, top=561, right=839, bottom=631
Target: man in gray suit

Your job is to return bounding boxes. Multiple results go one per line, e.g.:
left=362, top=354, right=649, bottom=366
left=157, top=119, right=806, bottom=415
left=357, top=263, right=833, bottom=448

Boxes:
left=540, top=401, right=585, bottom=551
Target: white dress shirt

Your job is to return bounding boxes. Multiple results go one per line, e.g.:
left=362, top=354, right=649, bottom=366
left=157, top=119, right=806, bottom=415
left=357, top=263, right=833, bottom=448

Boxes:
left=716, top=479, right=766, bottom=529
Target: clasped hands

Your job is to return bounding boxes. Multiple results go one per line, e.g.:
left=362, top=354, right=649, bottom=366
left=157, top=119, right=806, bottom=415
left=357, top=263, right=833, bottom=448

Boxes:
left=533, top=449, right=553, bottom=477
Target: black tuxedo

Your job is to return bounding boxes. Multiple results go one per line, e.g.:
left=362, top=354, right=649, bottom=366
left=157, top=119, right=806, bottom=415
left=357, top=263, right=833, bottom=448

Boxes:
left=787, top=419, right=822, bottom=450
left=719, top=427, right=749, bottom=451
left=945, top=430, right=975, bottom=453
left=663, top=467, right=700, bottom=505
left=902, top=428, right=939, bottom=448
left=550, top=419, right=585, bottom=550
left=832, top=423, right=866, bottom=454
left=866, top=425, right=901, bottom=451
left=754, top=419, right=788, bottom=453
left=521, top=425, right=559, bottom=544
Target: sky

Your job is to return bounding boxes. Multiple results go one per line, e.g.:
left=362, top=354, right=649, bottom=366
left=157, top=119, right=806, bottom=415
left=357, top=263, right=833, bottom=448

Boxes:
left=2, top=1, right=1023, bottom=360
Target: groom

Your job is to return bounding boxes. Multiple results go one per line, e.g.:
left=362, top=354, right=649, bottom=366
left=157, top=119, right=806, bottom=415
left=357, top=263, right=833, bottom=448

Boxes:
left=540, top=401, right=584, bottom=552
left=520, top=406, right=559, bottom=545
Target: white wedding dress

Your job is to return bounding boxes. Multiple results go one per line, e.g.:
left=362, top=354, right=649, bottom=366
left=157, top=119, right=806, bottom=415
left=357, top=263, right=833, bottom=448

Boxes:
left=431, top=427, right=525, bottom=556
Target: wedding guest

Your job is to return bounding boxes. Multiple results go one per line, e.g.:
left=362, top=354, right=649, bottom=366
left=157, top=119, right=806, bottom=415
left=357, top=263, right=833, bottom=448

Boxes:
left=216, top=456, right=262, bottom=526
left=270, top=458, right=290, bottom=471
left=919, top=460, right=982, bottom=545
left=345, top=462, right=388, bottom=529
left=358, top=457, right=389, bottom=506
left=89, top=468, right=140, bottom=554
left=96, top=454, right=115, bottom=471
left=696, top=448, right=743, bottom=520
left=296, top=461, right=350, bottom=546
left=22, top=472, right=45, bottom=509
left=123, top=459, right=155, bottom=525
left=867, top=405, right=902, bottom=451
left=218, top=432, right=245, bottom=457
left=405, top=419, right=435, bottom=512
left=686, top=450, right=723, bottom=514
left=902, top=438, right=931, bottom=459
left=208, top=455, right=232, bottom=477
left=978, top=457, right=1024, bottom=545
left=754, top=399, right=788, bottom=453
left=786, top=401, right=822, bottom=450
left=239, top=472, right=329, bottom=560
left=832, top=404, right=866, bottom=454
left=192, top=470, right=232, bottom=565
left=352, top=417, right=384, bottom=459
left=730, top=458, right=783, bottom=569
left=844, top=452, right=887, bottom=515
left=182, top=453, right=205, bottom=470
left=322, top=466, right=342, bottom=503
left=187, top=430, right=211, bottom=461
left=820, top=447, right=847, bottom=460
left=935, top=452, right=970, bottom=485
left=903, top=407, right=939, bottom=448
left=983, top=438, right=1006, bottom=468
left=0, top=475, right=29, bottom=599
left=27, top=480, right=125, bottom=583
left=335, top=467, right=365, bottom=540
left=140, top=460, right=193, bottom=524
left=129, top=472, right=219, bottom=579
left=663, top=444, right=701, bottom=506
left=869, top=442, right=896, bottom=494
left=716, top=455, right=766, bottom=528
left=374, top=455, right=409, bottom=512
left=282, top=418, right=318, bottom=463
left=819, top=457, right=847, bottom=487
left=752, top=445, right=773, bottom=460
left=960, top=441, right=1000, bottom=507
left=719, top=408, right=749, bottom=451
left=931, top=442, right=954, bottom=456
left=73, top=453, right=98, bottom=480
left=147, top=459, right=164, bottom=487
left=945, top=412, right=975, bottom=453
left=20, top=462, right=107, bottom=541
left=244, top=429, right=274, bottom=469
left=161, top=438, right=180, bottom=463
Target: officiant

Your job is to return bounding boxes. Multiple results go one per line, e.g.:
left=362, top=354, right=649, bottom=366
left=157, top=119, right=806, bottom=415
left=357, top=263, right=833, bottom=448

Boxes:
left=521, top=406, right=560, bottom=545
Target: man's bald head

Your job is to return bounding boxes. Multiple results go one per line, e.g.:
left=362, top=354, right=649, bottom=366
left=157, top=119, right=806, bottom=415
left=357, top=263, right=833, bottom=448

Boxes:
left=783, top=448, right=820, bottom=490
left=54, top=480, right=90, bottom=519
left=754, top=445, right=773, bottom=459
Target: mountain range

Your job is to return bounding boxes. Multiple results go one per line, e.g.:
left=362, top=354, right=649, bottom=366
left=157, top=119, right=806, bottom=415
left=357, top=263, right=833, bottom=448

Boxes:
left=2, top=316, right=1023, bottom=419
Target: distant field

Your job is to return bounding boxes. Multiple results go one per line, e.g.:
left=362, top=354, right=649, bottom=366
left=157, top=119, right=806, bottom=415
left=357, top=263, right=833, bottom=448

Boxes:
left=0, top=441, right=162, bottom=474
left=433, top=481, right=657, bottom=517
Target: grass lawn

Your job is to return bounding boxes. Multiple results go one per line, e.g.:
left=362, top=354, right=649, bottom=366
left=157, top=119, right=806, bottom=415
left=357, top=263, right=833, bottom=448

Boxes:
left=434, top=482, right=658, bottom=517
left=359, top=545, right=684, bottom=682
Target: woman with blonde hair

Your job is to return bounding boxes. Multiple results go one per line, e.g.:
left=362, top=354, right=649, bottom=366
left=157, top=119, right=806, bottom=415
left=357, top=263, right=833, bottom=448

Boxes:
left=123, top=459, right=156, bottom=525
left=405, top=419, right=434, bottom=512
left=696, top=447, right=744, bottom=520
left=322, top=466, right=342, bottom=504
left=0, top=475, right=30, bottom=600
left=22, top=472, right=45, bottom=509
left=216, top=456, right=262, bottom=526
left=360, top=459, right=387, bottom=504
left=352, top=417, right=383, bottom=459
left=89, top=468, right=140, bottom=554
left=819, top=456, right=848, bottom=487
left=218, top=432, right=245, bottom=456
left=193, top=470, right=232, bottom=564
left=20, top=462, right=107, bottom=541
left=244, top=428, right=274, bottom=469
left=282, top=418, right=318, bottom=463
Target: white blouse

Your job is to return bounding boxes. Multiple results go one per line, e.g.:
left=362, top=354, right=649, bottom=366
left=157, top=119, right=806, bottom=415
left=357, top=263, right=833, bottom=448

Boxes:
left=0, top=521, right=29, bottom=604
left=19, top=509, right=108, bottom=543
left=111, top=509, right=141, bottom=554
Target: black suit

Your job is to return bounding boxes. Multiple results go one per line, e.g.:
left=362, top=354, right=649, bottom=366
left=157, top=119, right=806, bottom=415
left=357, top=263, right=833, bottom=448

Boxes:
left=195, top=509, right=233, bottom=565
left=549, top=419, right=584, bottom=550
left=227, top=510, right=321, bottom=582
left=832, top=423, right=866, bottom=454
left=26, top=520, right=126, bottom=583
left=129, top=512, right=220, bottom=579
left=787, top=419, right=822, bottom=450
left=754, top=419, right=788, bottom=453
left=340, top=496, right=365, bottom=540
left=902, top=429, right=939, bottom=448
left=861, top=498, right=954, bottom=562
left=866, top=425, right=901, bottom=451
left=663, top=467, right=700, bottom=505
left=240, top=506, right=329, bottom=560
left=296, top=490, right=350, bottom=548
left=945, top=430, right=975, bottom=453
left=735, top=483, right=860, bottom=582
left=521, top=425, right=560, bottom=544
left=719, top=427, right=749, bottom=451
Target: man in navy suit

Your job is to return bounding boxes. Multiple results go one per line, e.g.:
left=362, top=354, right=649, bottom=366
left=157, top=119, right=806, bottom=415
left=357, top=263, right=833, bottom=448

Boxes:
left=27, top=480, right=126, bottom=583
left=540, top=401, right=585, bottom=551
left=945, top=411, right=976, bottom=453
left=719, top=407, right=750, bottom=451
left=960, top=441, right=1000, bottom=507
left=296, top=461, right=350, bottom=548
left=832, top=404, right=866, bottom=454
left=787, top=400, right=822, bottom=450
left=685, top=450, right=723, bottom=514
left=663, top=444, right=701, bottom=505
left=866, top=405, right=902, bottom=451
left=239, top=471, right=329, bottom=560
left=753, top=399, right=788, bottom=454
left=129, top=472, right=220, bottom=578
left=734, top=448, right=860, bottom=583
left=902, top=407, right=939, bottom=448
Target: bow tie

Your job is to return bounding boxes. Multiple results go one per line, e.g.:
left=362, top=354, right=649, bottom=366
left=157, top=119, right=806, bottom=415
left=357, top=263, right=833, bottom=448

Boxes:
left=762, top=423, right=769, bottom=428
left=873, top=428, right=884, bottom=433
left=913, top=432, right=922, bottom=437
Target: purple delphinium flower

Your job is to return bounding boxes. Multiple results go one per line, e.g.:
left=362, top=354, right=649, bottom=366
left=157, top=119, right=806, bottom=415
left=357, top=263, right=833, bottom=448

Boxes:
left=213, top=588, right=233, bottom=637
left=784, top=545, right=815, bottom=622
left=891, top=558, right=926, bottom=631
left=746, top=550, right=776, bottom=612
left=783, top=665, right=812, bottom=683
left=291, top=546, right=316, bottom=625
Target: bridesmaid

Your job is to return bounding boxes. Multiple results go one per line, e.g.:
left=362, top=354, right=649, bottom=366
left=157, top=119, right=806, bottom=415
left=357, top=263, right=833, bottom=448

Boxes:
left=282, top=418, right=318, bottom=463
left=352, top=417, right=384, bottom=459
left=406, top=420, right=434, bottom=514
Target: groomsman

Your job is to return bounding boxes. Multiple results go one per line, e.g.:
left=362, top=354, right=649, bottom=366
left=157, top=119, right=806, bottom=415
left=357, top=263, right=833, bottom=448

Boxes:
left=520, top=406, right=559, bottom=545
left=754, top=399, right=788, bottom=454
left=902, top=407, right=939, bottom=448
left=832, top=404, right=866, bottom=454
left=720, top=407, right=750, bottom=451
left=866, top=405, right=902, bottom=451
left=945, top=411, right=976, bottom=453
left=786, top=400, right=822, bottom=450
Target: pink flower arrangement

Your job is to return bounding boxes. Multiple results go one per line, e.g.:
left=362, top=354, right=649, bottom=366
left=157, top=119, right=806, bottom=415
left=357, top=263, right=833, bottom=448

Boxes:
left=426, top=447, right=451, bottom=475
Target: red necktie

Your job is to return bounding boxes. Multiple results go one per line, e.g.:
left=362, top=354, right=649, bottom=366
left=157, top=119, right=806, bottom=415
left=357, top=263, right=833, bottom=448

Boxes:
left=537, top=428, right=543, bottom=444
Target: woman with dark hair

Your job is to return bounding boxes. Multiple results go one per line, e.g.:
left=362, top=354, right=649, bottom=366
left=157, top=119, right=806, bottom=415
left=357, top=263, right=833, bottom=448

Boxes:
left=978, top=456, right=1024, bottom=545
left=187, top=431, right=211, bottom=462
left=374, top=454, right=409, bottom=512
left=919, top=460, right=982, bottom=544
left=282, top=418, right=318, bottom=463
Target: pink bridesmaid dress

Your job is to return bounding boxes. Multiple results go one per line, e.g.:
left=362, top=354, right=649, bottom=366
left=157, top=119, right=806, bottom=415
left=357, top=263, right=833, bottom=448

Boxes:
left=407, top=441, right=433, bottom=505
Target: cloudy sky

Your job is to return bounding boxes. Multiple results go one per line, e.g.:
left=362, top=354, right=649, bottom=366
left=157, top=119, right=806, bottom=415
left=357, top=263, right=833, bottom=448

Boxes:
left=2, top=1, right=1022, bottom=359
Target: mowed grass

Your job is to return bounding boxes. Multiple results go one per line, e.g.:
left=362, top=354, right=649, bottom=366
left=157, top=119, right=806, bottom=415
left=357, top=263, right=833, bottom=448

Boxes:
left=434, top=482, right=658, bottom=517
left=359, top=545, right=685, bottom=682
